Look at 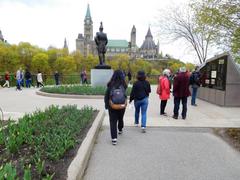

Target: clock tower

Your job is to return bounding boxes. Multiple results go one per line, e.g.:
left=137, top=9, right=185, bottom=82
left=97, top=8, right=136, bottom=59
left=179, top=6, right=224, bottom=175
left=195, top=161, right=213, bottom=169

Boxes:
left=84, top=4, right=93, bottom=42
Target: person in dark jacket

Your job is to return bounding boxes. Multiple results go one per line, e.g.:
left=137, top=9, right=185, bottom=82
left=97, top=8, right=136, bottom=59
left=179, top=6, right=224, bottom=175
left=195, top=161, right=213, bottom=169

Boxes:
left=54, top=71, right=60, bottom=85
left=25, top=69, right=32, bottom=88
left=129, top=70, right=151, bottom=133
left=104, top=70, right=128, bottom=145
left=172, top=67, right=191, bottom=120
left=190, top=66, right=201, bottom=106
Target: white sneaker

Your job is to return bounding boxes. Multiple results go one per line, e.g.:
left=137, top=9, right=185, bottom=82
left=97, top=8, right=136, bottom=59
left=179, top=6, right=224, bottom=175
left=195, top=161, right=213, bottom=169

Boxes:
left=134, top=123, right=139, bottom=127
left=112, top=138, right=117, bottom=145
left=141, top=127, right=146, bottom=133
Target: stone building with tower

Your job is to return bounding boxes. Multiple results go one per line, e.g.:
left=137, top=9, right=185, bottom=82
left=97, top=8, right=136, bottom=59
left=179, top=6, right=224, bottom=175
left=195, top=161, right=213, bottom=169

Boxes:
left=76, top=4, right=159, bottom=60
left=76, top=4, right=97, bottom=57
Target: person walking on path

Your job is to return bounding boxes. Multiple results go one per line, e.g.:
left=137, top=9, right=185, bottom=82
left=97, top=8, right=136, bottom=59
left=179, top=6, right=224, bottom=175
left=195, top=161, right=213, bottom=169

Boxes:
left=25, top=69, right=32, bottom=88
left=190, top=66, right=201, bottom=106
left=129, top=70, right=151, bottom=133
left=104, top=70, right=128, bottom=145
left=54, top=71, right=60, bottom=85
left=172, top=67, right=190, bottom=120
left=36, top=71, right=44, bottom=88
left=157, top=69, right=171, bottom=116
left=16, top=69, right=22, bottom=90
left=3, top=71, right=10, bottom=88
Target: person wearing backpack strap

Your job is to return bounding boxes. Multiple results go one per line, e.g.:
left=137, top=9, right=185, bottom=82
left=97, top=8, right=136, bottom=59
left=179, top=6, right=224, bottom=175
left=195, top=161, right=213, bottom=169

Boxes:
left=129, top=70, right=151, bottom=133
left=189, top=66, right=201, bottom=106
left=104, top=70, right=127, bottom=145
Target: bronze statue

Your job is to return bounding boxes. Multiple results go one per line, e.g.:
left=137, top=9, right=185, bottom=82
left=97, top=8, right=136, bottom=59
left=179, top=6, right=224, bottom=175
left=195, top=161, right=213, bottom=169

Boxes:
left=95, top=22, right=108, bottom=66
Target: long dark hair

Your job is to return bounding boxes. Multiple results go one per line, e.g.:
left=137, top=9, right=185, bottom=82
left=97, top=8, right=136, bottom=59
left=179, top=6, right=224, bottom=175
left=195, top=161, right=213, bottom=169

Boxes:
left=107, top=70, right=127, bottom=89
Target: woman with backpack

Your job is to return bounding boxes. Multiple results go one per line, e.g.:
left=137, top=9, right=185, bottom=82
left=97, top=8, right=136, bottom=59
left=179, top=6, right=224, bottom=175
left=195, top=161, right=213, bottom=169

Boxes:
left=104, top=70, right=128, bottom=145
left=129, top=70, right=151, bottom=133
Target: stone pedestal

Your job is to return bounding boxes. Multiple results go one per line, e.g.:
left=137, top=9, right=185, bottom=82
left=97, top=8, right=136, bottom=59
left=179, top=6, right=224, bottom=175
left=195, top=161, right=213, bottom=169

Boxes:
left=91, top=69, right=113, bottom=87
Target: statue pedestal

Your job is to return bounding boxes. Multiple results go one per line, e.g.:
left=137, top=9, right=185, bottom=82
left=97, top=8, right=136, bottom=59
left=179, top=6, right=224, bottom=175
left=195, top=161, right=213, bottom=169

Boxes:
left=91, top=69, right=113, bottom=87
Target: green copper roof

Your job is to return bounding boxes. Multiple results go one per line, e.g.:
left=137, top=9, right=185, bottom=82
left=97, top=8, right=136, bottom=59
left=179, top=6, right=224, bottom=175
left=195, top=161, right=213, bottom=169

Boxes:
left=85, top=4, right=91, bottom=19
left=107, top=40, right=129, bottom=48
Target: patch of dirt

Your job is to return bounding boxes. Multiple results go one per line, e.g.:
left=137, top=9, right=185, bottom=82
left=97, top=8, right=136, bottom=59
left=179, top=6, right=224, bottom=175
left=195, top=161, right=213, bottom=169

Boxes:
left=213, top=128, right=240, bottom=152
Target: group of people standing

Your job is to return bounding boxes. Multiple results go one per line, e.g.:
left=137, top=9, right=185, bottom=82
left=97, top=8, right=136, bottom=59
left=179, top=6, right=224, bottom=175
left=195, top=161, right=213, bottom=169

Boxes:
left=104, top=67, right=201, bottom=145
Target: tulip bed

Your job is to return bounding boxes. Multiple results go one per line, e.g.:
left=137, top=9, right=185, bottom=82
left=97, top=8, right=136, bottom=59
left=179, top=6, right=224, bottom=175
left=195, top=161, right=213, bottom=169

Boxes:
left=40, top=84, right=132, bottom=96
left=0, top=105, right=96, bottom=179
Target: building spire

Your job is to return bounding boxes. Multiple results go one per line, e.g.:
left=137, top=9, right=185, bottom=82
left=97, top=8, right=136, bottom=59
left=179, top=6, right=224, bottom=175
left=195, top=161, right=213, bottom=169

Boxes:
left=64, top=38, right=68, bottom=49
left=146, top=26, right=153, bottom=38
left=85, top=4, right=91, bottom=19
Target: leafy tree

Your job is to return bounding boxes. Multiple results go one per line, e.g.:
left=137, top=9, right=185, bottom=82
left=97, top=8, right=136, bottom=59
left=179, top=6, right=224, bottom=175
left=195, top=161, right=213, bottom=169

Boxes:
left=72, top=51, right=84, bottom=72
left=17, top=42, right=42, bottom=69
left=191, top=0, right=240, bottom=61
left=54, top=56, right=76, bottom=74
left=157, top=5, right=216, bottom=64
left=0, top=43, right=20, bottom=72
left=32, top=53, right=50, bottom=74
left=47, top=48, right=59, bottom=71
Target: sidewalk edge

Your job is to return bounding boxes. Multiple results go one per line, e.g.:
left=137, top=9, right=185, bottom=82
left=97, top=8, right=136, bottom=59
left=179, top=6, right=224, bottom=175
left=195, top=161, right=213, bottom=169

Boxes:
left=67, top=109, right=105, bottom=180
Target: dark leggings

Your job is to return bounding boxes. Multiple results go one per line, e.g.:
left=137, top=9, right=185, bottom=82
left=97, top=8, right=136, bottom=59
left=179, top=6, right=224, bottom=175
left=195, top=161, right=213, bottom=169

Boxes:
left=160, top=100, right=167, bottom=114
left=108, top=108, right=125, bottom=139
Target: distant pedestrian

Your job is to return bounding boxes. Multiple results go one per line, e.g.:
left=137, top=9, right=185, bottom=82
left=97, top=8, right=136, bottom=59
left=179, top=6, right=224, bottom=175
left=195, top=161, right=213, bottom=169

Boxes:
left=25, top=69, right=32, bottom=88
left=16, top=69, right=22, bottom=90
left=172, top=67, right=190, bottom=120
left=36, top=71, right=44, bottom=88
left=157, top=69, right=171, bottom=116
left=189, top=66, right=201, bottom=106
left=3, top=71, right=10, bottom=88
left=54, top=71, right=60, bottom=85
left=127, top=70, right=132, bottom=84
left=129, top=70, right=151, bottom=133
left=81, top=69, right=88, bottom=84
left=104, top=70, right=128, bottom=145
left=20, top=69, right=24, bottom=87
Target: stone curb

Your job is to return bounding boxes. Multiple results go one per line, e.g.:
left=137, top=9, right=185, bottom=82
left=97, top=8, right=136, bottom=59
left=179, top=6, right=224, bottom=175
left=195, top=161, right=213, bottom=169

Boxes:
left=67, top=109, right=105, bottom=180
left=36, top=90, right=104, bottom=99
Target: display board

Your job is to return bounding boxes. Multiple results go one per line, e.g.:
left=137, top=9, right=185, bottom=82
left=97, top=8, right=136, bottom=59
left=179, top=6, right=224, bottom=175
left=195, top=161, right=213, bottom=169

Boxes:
left=200, top=55, right=227, bottom=90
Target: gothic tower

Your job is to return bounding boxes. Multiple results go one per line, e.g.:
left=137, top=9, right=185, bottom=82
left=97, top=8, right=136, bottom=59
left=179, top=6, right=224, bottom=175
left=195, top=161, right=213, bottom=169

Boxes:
left=64, top=38, right=68, bottom=49
left=84, top=4, right=93, bottom=42
left=130, top=25, right=137, bottom=59
left=130, top=25, right=136, bottom=48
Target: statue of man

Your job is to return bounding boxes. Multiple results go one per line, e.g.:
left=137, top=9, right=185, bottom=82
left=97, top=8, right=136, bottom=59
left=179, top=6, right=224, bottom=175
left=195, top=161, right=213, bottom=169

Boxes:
left=94, top=22, right=108, bottom=65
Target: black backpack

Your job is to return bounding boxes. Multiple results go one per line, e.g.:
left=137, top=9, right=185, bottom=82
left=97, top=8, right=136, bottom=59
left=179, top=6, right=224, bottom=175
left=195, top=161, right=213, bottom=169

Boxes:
left=110, top=85, right=126, bottom=104
left=109, top=85, right=127, bottom=110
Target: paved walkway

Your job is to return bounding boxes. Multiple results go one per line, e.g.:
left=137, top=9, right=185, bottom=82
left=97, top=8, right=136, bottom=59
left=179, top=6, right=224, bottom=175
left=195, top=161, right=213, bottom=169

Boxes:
left=84, top=127, right=240, bottom=180
left=1, top=86, right=240, bottom=180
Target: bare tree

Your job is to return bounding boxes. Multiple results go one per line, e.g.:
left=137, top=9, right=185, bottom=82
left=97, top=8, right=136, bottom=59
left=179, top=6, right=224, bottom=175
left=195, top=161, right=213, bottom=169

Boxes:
left=157, top=5, right=215, bottom=64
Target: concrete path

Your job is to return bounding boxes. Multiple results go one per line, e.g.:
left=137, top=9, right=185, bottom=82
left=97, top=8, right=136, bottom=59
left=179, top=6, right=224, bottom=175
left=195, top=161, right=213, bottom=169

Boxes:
left=84, top=127, right=240, bottom=180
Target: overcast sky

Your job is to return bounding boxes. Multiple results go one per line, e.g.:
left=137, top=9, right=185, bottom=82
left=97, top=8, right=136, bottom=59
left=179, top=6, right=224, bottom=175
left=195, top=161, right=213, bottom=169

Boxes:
left=0, top=0, right=210, bottom=64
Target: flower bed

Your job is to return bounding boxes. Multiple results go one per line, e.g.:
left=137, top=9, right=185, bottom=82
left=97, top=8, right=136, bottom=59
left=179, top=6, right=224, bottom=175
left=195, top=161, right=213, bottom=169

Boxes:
left=0, top=105, right=97, bottom=179
left=40, top=84, right=132, bottom=96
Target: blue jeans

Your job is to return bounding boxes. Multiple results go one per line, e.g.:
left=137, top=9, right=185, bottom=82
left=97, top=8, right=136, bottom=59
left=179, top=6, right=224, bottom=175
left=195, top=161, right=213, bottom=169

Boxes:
left=134, top=97, right=148, bottom=128
left=191, top=87, right=198, bottom=105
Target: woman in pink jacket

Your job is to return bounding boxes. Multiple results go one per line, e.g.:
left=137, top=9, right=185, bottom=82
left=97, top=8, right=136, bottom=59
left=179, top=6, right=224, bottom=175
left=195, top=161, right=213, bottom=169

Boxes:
left=157, top=69, right=171, bottom=115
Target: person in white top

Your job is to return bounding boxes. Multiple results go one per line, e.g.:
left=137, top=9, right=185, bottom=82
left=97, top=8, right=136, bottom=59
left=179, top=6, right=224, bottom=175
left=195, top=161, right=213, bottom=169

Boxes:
left=16, top=69, right=22, bottom=90
left=37, top=71, right=44, bottom=87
